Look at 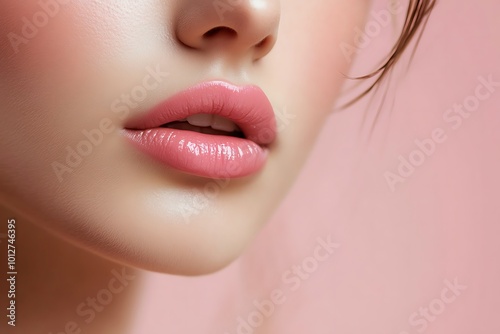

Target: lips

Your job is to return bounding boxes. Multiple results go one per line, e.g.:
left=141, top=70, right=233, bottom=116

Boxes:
left=123, top=81, right=277, bottom=178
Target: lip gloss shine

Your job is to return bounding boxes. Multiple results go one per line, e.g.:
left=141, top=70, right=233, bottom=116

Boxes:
left=123, top=81, right=277, bottom=178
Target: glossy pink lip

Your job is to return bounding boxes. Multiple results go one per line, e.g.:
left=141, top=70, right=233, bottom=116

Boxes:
left=123, top=81, right=277, bottom=178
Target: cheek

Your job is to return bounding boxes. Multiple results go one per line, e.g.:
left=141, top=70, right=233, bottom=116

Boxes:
left=0, top=2, right=108, bottom=141
left=281, top=0, right=368, bottom=102
left=0, top=2, right=123, bottom=220
left=0, top=1, right=161, bottom=187
left=1, top=2, right=88, bottom=86
left=0, top=1, right=161, bottom=91
left=262, top=1, right=369, bottom=160
left=0, top=3, right=87, bottom=195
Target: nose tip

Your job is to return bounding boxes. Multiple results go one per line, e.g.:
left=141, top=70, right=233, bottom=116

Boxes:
left=175, top=0, right=280, bottom=60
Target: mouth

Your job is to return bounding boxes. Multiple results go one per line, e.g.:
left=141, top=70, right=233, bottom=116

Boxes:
left=160, top=114, right=245, bottom=139
left=123, top=81, right=277, bottom=179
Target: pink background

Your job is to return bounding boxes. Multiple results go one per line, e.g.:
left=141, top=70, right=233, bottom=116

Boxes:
left=131, top=1, right=500, bottom=333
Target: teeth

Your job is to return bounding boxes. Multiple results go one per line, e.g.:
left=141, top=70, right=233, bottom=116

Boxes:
left=211, top=115, right=238, bottom=132
left=184, top=113, right=238, bottom=132
left=186, top=113, right=213, bottom=127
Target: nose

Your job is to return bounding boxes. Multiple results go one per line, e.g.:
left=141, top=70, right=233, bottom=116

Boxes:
left=174, top=0, right=280, bottom=60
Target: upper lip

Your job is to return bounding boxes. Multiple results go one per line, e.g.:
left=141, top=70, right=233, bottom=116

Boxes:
left=124, top=80, right=277, bottom=146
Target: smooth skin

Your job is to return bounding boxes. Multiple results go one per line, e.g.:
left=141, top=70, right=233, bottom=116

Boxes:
left=0, top=0, right=370, bottom=332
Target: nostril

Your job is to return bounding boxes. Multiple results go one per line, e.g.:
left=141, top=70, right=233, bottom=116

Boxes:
left=203, top=26, right=237, bottom=39
left=255, top=36, right=271, bottom=49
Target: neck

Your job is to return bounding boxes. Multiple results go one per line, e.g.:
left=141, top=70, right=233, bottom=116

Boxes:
left=0, top=205, right=142, bottom=334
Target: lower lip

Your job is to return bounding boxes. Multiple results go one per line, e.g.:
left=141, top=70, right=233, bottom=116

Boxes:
left=123, top=128, right=268, bottom=178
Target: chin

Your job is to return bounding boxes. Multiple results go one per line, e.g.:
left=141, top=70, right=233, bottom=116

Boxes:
left=17, top=178, right=282, bottom=275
